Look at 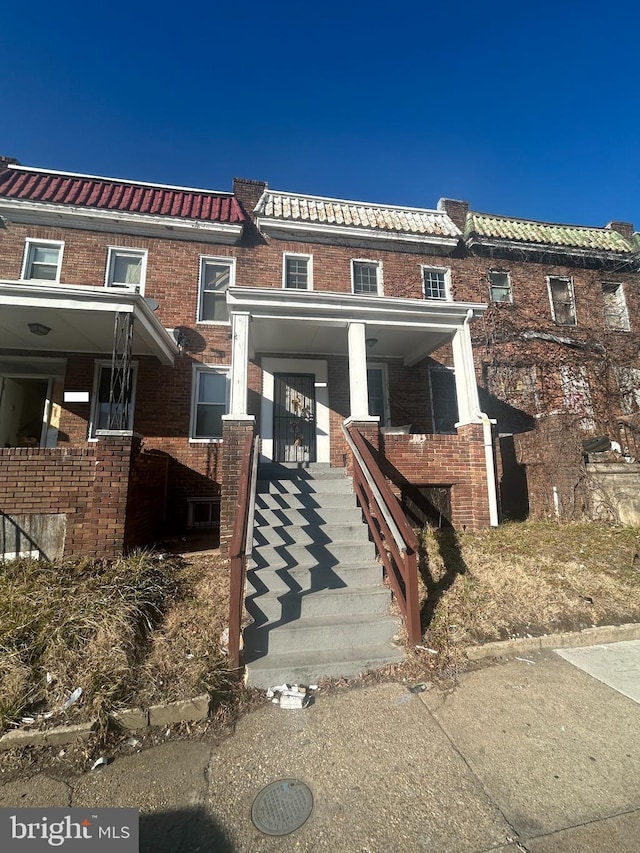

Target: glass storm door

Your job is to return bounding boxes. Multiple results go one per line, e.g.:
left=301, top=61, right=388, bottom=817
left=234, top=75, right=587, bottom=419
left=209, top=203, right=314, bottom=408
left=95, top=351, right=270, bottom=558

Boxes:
left=273, top=373, right=316, bottom=463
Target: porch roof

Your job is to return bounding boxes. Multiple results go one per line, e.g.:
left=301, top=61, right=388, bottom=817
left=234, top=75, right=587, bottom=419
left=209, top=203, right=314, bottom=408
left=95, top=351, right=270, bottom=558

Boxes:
left=227, top=286, right=487, bottom=366
left=0, top=281, right=178, bottom=365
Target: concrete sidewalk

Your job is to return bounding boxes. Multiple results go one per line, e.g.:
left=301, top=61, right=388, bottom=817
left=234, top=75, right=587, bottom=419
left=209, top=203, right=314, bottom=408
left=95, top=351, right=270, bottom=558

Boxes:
left=2, top=646, right=640, bottom=852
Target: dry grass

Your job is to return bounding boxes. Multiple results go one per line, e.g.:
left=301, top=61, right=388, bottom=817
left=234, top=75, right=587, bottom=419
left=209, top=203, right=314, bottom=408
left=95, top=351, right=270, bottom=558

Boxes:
left=133, top=553, right=235, bottom=713
left=0, top=551, right=235, bottom=735
left=418, top=521, right=640, bottom=672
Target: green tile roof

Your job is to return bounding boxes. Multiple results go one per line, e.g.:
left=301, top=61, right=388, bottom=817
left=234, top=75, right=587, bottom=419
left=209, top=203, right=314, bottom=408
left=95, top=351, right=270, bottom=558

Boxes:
left=466, top=212, right=635, bottom=254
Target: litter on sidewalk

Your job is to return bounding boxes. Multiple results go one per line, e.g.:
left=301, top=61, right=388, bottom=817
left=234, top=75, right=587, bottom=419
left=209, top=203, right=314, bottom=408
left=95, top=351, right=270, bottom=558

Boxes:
left=266, top=684, right=317, bottom=709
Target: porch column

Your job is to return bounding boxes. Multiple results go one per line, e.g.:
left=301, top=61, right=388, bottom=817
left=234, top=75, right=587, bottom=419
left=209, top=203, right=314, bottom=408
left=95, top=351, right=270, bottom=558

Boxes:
left=452, top=310, right=481, bottom=425
left=347, top=322, right=372, bottom=420
left=228, top=312, right=251, bottom=417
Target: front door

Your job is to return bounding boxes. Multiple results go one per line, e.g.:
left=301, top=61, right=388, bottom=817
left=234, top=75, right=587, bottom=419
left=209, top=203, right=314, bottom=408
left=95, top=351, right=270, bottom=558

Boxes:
left=273, top=373, right=316, bottom=463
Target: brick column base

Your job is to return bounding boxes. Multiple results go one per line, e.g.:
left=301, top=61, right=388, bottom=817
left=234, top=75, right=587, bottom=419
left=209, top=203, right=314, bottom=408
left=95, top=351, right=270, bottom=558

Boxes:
left=88, top=432, right=140, bottom=557
left=220, top=418, right=256, bottom=555
left=344, top=418, right=380, bottom=478
left=455, top=422, right=491, bottom=530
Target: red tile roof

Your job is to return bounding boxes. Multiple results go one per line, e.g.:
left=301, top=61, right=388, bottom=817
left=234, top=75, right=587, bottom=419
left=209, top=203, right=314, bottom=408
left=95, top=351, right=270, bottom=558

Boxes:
left=0, top=166, right=246, bottom=224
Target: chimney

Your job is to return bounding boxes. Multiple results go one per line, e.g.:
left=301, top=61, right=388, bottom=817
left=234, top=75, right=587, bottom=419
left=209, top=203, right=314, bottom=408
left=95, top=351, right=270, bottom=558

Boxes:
left=0, top=155, right=19, bottom=172
left=606, top=220, right=634, bottom=240
left=437, top=197, right=469, bottom=232
left=233, top=177, right=267, bottom=216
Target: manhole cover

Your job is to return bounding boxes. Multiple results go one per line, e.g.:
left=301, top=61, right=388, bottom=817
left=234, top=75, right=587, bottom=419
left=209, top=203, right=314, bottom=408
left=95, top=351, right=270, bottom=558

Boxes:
left=251, top=778, right=314, bottom=836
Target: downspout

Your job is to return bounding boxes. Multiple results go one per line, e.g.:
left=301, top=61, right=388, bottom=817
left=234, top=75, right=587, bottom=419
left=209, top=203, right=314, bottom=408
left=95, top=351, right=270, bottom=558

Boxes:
left=462, top=309, right=499, bottom=527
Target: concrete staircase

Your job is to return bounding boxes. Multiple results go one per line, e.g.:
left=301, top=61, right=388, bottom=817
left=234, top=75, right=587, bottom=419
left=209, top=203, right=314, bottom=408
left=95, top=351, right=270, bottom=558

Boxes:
left=244, top=463, right=403, bottom=688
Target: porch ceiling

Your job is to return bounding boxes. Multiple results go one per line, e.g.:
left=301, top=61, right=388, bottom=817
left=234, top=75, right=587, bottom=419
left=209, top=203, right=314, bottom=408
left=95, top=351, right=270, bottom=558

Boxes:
left=227, top=286, right=487, bottom=366
left=0, top=281, right=178, bottom=365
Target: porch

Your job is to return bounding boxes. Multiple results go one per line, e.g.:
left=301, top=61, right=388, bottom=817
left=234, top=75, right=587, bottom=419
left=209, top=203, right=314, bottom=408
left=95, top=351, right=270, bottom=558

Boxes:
left=221, top=286, right=498, bottom=548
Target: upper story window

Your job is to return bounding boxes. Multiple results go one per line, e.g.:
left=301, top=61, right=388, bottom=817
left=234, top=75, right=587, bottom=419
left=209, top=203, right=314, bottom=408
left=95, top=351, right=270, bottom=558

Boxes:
left=547, top=275, right=576, bottom=326
left=488, top=270, right=512, bottom=303
left=352, top=260, right=382, bottom=295
left=105, top=248, right=147, bottom=294
left=602, top=282, right=630, bottom=331
left=21, top=239, right=64, bottom=282
left=190, top=365, right=229, bottom=440
left=198, top=257, right=235, bottom=323
left=422, top=266, right=450, bottom=300
left=283, top=253, right=312, bottom=290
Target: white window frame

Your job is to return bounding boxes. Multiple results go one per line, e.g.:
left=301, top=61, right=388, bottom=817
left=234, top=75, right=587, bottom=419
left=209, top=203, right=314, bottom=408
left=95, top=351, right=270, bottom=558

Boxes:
left=602, top=281, right=630, bottom=331
left=189, top=364, right=230, bottom=442
left=351, top=259, right=383, bottom=296
left=488, top=269, right=513, bottom=303
left=366, top=362, right=390, bottom=425
left=105, top=247, right=148, bottom=295
left=421, top=265, right=451, bottom=301
left=21, top=239, right=64, bottom=283
left=282, top=252, right=313, bottom=290
left=197, top=256, right=235, bottom=324
left=429, top=366, right=459, bottom=434
left=88, top=360, right=138, bottom=439
left=547, top=275, right=577, bottom=326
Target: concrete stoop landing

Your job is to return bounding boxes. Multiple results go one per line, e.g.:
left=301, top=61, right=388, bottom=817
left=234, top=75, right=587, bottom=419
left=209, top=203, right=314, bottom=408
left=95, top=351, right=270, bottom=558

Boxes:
left=243, top=463, right=404, bottom=688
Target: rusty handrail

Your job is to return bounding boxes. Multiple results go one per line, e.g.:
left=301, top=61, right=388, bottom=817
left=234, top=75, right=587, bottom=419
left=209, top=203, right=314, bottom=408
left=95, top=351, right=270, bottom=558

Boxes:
left=342, top=423, right=421, bottom=645
left=228, top=433, right=258, bottom=670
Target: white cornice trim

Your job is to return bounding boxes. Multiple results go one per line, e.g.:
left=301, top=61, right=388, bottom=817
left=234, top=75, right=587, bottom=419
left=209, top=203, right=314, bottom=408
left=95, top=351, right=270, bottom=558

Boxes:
left=0, top=199, right=244, bottom=244
left=227, top=285, right=486, bottom=326
left=256, top=216, right=459, bottom=248
left=6, top=164, right=233, bottom=195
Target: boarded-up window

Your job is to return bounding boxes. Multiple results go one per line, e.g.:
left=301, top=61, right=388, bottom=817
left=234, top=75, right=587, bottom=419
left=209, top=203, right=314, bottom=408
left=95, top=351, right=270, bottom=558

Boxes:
left=487, top=365, right=539, bottom=411
left=548, top=276, right=576, bottom=326
left=560, top=365, right=595, bottom=431
left=614, top=367, right=640, bottom=414
left=602, top=282, right=630, bottom=331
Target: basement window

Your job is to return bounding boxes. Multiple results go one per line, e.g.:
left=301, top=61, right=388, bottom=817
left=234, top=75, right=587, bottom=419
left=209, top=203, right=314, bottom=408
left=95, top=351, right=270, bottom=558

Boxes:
left=488, top=270, right=512, bottom=303
left=548, top=276, right=576, bottom=326
left=187, top=497, right=220, bottom=529
left=602, top=282, right=630, bottom=331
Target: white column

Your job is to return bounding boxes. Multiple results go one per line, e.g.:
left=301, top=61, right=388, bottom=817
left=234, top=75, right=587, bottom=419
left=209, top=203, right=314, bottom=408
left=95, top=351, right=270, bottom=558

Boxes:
left=452, top=310, right=481, bottom=425
left=347, top=322, right=376, bottom=421
left=228, top=312, right=251, bottom=417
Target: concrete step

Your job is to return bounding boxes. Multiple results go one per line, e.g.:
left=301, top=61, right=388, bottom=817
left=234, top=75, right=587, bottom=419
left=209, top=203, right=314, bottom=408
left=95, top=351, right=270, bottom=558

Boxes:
left=246, top=585, right=392, bottom=624
left=254, top=505, right=364, bottom=528
left=253, top=522, right=370, bottom=548
left=244, top=643, right=405, bottom=689
left=246, top=563, right=383, bottom=596
left=257, top=478, right=353, bottom=496
left=255, top=491, right=358, bottom=511
left=250, top=541, right=376, bottom=571
left=244, top=613, right=400, bottom=655
left=258, top=464, right=346, bottom=480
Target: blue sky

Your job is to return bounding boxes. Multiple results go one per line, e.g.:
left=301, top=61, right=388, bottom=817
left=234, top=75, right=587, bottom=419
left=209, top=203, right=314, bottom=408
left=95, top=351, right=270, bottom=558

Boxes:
left=3, top=0, right=640, bottom=227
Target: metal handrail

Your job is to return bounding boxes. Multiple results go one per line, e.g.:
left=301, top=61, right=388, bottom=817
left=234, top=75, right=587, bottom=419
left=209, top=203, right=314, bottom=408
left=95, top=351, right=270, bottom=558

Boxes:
left=342, top=427, right=407, bottom=554
left=342, top=423, right=421, bottom=645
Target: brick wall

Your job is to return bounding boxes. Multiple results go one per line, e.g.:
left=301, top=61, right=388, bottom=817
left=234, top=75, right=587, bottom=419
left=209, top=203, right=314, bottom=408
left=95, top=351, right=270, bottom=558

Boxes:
left=380, top=424, right=490, bottom=530
left=0, top=434, right=168, bottom=558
